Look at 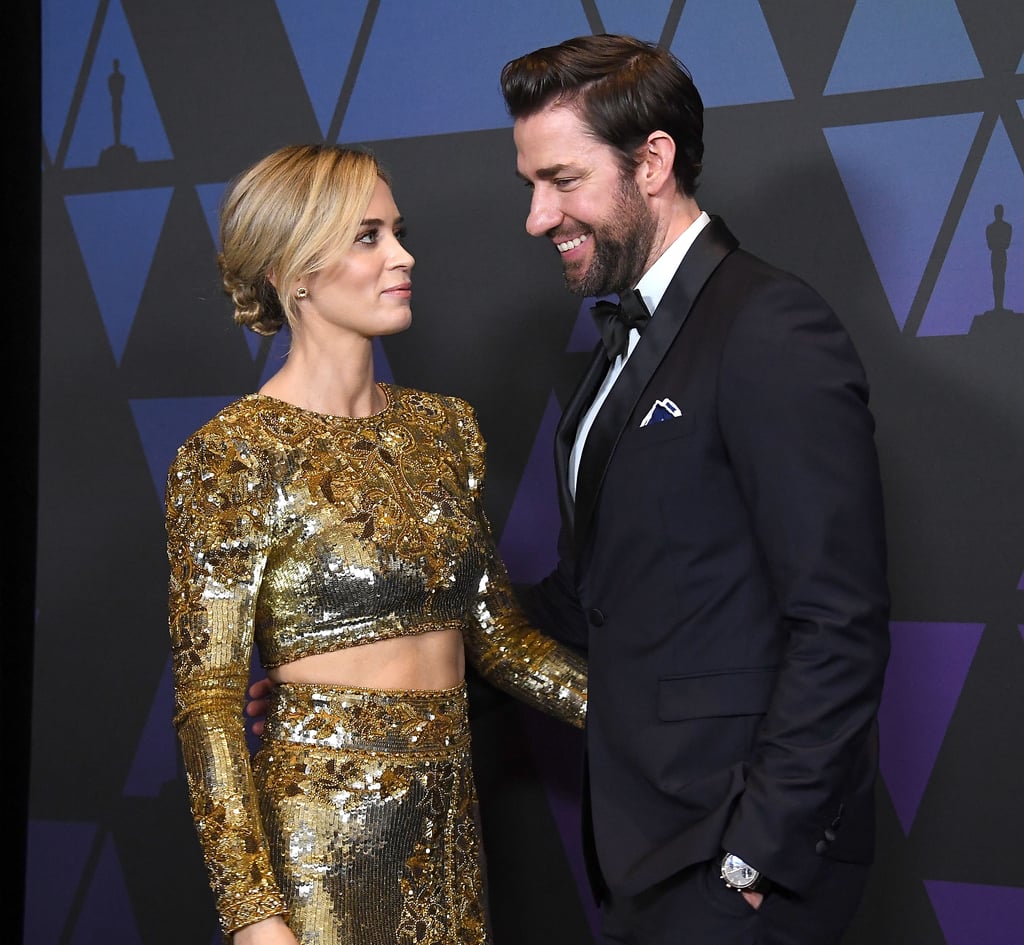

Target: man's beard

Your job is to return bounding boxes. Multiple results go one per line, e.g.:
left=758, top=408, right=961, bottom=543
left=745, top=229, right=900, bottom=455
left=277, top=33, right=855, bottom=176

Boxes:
left=562, top=173, right=657, bottom=297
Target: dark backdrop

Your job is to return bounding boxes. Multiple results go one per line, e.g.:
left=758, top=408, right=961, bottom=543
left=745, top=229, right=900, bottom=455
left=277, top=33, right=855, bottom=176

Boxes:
left=23, top=2, right=1024, bottom=943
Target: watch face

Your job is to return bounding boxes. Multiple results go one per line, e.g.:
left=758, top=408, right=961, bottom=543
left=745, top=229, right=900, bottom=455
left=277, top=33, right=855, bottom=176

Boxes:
left=721, top=853, right=760, bottom=889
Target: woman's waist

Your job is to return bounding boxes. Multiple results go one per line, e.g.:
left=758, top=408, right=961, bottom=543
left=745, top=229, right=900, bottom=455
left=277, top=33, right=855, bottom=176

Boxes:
left=263, top=679, right=470, bottom=752
left=265, top=622, right=466, bottom=690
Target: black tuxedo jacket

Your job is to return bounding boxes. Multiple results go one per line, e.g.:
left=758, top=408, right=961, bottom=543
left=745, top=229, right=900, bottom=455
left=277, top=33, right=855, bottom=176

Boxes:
left=522, top=216, right=891, bottom=899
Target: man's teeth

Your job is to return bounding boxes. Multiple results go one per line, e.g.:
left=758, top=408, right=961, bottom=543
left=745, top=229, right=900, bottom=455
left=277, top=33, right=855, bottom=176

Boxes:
left=557, top=234, right=589, bottom=253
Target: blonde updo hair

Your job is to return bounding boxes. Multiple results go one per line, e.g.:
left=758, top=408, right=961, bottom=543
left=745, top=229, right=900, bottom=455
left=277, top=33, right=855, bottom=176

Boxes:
left=217, top=144, right=389, bottom=335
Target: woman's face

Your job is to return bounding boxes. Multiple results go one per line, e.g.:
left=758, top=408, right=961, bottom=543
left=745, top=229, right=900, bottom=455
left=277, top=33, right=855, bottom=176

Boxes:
left=297, top=178, right=415, bottom=341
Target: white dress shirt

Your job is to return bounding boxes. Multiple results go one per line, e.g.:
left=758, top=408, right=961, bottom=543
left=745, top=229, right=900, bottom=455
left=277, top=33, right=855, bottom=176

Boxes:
left=568, top=211, right=710, bottom=498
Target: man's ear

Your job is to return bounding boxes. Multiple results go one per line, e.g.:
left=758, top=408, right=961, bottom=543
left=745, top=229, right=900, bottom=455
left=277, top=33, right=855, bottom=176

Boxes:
left=638, top=131, right=676, bottom=195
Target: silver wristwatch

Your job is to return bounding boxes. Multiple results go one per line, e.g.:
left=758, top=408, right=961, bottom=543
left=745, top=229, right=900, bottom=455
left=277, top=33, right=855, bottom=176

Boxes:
left=720, top=852, right=768, bottom=893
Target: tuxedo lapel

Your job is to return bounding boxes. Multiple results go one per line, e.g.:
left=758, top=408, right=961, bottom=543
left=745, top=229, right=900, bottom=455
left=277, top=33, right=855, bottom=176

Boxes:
left=572, top=216, right=739, bottom=554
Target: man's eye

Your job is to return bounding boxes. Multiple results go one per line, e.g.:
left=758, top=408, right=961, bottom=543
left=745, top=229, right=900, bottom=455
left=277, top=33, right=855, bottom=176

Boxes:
left=554, top=178, right=577, bottom=189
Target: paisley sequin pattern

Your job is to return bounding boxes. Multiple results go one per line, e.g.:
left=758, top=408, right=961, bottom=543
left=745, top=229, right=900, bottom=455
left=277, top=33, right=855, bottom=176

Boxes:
left=255, top=683, right=488, bottom=944
left=164, top=385, right=587, bottom=939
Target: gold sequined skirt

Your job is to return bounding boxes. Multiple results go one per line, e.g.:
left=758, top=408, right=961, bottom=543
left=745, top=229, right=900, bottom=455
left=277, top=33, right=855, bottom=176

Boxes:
left=253, top=682, right=491, bottom=944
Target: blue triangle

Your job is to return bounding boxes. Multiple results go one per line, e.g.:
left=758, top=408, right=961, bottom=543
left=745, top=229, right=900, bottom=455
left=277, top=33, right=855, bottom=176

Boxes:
left=877, top=621, right=983, bottom=834
left=373, top=337, right=395, bottom=383
left=255, top=332, right=393, bottom=385
left=41, top=0, right=99, bottom=160
left=824, top=114, right=981, bottom=330
left=275, top=0, right=367, bottom=137
left=130, top=395, right=242, bottom=509
left=925, top=880, right=1024, bottom=945
left=919, top=120, right=1024, bottom=335
left=568, top=295, right=610, bottom=352
left=193, top=182, right=263, bottom=356
left=670, top=0, right=792, bottom=106
left=195, top=182, right=228, bottom=249
left=825, top=0, right=982, bottom=95
left=339, top=0, right=591, bottom=142
left=71, top=833, right=142, bottom=945
left=594, top=0, right=675, bottom=45
left=498, top=392, right=562, bottom=584
left=260, top=330, right=291, bottom=387
left=24, top=820, right=97, bottom=945
left=124, top=656, right=179, bottom=798
left=66, top=188, right=173, bottom=363
left=65, top=0, right=172, bottom=168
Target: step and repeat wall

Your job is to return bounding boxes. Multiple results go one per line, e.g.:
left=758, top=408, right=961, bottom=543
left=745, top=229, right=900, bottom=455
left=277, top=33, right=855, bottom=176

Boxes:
left=29, top=2, right=1023, bottom=943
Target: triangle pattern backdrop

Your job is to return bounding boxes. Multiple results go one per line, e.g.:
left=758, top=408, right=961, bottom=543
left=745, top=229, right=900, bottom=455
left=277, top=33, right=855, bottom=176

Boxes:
left=33, top=1, right=1024, bottom=943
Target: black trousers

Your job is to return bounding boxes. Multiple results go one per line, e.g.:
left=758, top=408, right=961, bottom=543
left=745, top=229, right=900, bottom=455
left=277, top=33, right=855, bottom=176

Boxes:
left=599, top=858, right=869, bottom=945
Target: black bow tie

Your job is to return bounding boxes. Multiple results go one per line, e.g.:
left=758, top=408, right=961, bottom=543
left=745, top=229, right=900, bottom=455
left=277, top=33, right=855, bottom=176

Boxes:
left=590, top=289, right=651, bottom=361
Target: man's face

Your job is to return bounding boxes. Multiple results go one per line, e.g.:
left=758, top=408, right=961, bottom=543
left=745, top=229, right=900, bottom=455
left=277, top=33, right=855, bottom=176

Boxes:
left=513, top=103, right=656, bottom=297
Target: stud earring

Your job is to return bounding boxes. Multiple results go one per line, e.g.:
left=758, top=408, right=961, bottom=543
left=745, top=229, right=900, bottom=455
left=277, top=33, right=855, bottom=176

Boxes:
left=295, top=287, right=308, bottom=299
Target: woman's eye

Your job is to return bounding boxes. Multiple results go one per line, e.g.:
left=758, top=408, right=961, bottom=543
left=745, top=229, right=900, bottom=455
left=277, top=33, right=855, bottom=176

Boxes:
left=357, top=229, right=378, bottom=244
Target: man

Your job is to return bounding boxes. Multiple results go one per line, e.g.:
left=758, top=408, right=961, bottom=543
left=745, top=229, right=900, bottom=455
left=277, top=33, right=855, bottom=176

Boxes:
left=502, top=34, right=890, bottom=945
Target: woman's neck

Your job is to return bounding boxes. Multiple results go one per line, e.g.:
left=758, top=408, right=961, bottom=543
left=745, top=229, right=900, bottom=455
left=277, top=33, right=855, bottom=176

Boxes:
left=259, top=335, right=385, bottom=418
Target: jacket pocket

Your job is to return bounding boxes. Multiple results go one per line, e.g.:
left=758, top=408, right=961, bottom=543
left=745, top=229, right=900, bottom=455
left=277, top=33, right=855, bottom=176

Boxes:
left=658, top=667, right=778, bottom=721
left=618, top=409, right=696, bottom=450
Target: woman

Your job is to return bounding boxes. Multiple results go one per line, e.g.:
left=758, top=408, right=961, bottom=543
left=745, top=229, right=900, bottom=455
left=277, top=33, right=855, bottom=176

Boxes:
left=165, top=144, right=587, bottom=945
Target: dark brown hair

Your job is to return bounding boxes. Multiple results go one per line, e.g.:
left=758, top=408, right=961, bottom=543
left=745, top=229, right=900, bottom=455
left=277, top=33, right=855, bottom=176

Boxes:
left=500, top=34, right=704, bottom=196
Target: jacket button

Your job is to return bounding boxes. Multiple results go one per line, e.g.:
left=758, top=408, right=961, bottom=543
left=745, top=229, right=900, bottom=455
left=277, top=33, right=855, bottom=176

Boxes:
left=588, top=609, right=605, bottom=627
left=815, top=840, right=829, bottom=855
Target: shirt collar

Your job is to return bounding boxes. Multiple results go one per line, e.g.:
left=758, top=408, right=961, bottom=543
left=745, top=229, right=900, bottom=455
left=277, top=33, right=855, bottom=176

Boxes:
left=635, top=211, right=711, bottom=316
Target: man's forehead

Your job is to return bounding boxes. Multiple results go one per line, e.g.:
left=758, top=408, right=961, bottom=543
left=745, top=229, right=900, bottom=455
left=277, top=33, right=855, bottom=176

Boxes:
left=513, top=109, right=609, bottom=175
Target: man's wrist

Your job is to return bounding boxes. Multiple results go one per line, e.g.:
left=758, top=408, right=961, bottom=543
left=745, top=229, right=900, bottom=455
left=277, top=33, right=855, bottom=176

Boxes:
left=720, top=852, right=771, bottom=893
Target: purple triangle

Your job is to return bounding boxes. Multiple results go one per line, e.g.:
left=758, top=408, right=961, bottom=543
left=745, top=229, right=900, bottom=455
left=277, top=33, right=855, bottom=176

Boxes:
left=878, top=621, right=983, bottom=833
left=823, top=114, right=980, bottom=330
left=498, top=392, right=561, bottom=584
left=24, top=820, right=97, bottom=945
left=70, top=833, right=142, bottom=945
left=124, top=656, right=179, bottom=797
left=925, top=879, right=1024, bottom=945
left=919, top=119, right=1024, bottom=335
left=519, top=708, right=599, bottom=938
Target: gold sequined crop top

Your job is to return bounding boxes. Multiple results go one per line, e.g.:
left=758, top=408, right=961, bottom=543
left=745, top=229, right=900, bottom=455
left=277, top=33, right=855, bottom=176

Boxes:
left=165, top=384, right=587, bottom=935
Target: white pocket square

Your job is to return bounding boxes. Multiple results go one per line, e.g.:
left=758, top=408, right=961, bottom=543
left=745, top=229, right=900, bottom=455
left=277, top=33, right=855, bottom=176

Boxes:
left=640, top=397, right=682, bottom=427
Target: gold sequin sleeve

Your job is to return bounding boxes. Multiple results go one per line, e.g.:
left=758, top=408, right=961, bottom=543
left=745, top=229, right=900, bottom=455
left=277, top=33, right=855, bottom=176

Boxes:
left=164, top=424, right=288, bottom=936
left=450, top=400, right=588, bottom=728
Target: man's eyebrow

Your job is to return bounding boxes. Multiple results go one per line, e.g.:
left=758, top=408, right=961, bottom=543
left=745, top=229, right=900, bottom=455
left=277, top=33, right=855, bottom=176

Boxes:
left=515, top=164, right=574, bottom=183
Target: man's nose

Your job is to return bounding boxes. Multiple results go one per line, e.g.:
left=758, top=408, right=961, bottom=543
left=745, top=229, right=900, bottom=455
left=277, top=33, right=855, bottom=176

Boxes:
left=525, top=189, right=561, bottom=238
